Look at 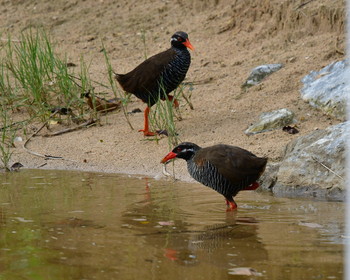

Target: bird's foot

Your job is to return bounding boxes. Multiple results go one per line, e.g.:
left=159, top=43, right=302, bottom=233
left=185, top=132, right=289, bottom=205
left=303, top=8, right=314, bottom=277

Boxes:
left=138, top=129, right=156, bottom=136
left=156, top=130, right=169, bottom=136
left=243, top=182, right=260, bottom=191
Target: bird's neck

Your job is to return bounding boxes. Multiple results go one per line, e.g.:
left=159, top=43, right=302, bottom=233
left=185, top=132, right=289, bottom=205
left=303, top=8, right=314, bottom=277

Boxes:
left=172, top=46, right=190, bottom=56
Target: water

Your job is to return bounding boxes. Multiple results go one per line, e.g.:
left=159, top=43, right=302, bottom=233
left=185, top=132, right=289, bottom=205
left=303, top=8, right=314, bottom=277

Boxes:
left=0, top=169, right=344, bottom=279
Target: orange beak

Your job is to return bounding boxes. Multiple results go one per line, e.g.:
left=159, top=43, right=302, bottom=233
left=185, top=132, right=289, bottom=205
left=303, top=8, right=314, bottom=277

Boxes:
left=161, top=151, right=177, bottom=164
left=183, top=38, right=194, bottom=51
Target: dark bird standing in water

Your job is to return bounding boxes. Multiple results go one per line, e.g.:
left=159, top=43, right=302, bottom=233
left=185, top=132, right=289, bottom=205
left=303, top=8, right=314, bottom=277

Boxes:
left=115, top=31, right=194, bottom=136
left=161, top=142, right=267, bottom=211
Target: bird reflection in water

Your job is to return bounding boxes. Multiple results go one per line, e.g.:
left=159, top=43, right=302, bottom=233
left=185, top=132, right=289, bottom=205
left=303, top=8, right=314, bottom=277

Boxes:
left=121, top=181, right=268, bottom=266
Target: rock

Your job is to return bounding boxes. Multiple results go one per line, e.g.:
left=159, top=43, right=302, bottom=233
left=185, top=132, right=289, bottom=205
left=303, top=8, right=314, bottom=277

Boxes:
left=272, top=122, right=347, bottom=201
left=242, top=63, right=283, bottom=88
left=258, top=162, right=279, bottom=192
left=301, top=59, right=350, bottom=120
left=245, top=108, right=296, bottom=135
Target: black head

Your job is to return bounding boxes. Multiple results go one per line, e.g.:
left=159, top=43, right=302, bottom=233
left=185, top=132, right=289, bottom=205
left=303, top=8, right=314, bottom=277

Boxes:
left=170, top=31, right=194, bottom=50
left=161, top=142, right=201, bottom=163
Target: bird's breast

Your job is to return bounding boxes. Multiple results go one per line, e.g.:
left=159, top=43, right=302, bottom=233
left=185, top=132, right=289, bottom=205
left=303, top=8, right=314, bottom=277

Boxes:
left=187, top=160, right=241, bottom=198
left=159, top=49, right=191, bottom=94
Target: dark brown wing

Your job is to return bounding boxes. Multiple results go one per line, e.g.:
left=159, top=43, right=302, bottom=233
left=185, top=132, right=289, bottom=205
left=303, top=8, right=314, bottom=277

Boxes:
left=194, top=144, right=267, bottom=186
left=115, top=48, right=176, bottom=103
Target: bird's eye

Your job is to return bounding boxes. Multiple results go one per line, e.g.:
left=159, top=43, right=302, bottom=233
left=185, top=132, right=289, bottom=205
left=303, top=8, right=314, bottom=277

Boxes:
left=176, top=147, right=182, bottom=152
left=177, top=37, right=183, bottom=42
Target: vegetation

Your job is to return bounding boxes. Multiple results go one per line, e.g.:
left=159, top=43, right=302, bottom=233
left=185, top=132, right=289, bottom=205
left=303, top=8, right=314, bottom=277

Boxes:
left=148, top=83, right=193, bottom=148
left=0, top=29, right=91, bottom=170
left=0, top=28, right=193, bottom=170
left=102, top=46, right=134, bottom=130
left=0, top=103, right=17, bottom=171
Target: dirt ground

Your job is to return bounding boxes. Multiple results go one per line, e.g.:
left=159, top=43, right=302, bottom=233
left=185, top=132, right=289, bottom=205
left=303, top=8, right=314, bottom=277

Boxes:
left=1, top=0, right=345, bottom=182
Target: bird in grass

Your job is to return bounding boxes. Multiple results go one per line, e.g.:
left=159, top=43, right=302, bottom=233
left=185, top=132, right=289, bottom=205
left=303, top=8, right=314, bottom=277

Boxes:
left=115, top=31, right=194, bottom=136
left=83, top=91, right=121, bottom=113
left=161, top=142, right=267, bottom=211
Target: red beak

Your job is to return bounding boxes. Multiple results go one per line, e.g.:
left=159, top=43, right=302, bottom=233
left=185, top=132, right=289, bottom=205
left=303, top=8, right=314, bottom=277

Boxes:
left=161, top=151, right=177, bottom=164
left=183, top=38, right=194, bottom=51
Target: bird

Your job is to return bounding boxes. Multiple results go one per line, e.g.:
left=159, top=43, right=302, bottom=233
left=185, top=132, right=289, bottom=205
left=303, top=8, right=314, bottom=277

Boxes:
left=161, top=142, right=268, bottom=211
left=83, top=91, right=121, bottom=113
left=115, top=31, right=194, bottom=136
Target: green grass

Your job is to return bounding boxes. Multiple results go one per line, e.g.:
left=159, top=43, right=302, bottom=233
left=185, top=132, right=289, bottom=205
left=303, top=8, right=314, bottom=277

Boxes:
left=140, top=29, right=148, bottom=60
left=0, top=103, right=17, bottom=171
left=0, top=27, right=195, bottom=168
left=0, top=28, right=97, bottom=169
left=2, top=29, right=86, bottom=121
left=102, top=45, right=134, bottom=130
left=148, top=82, right=193, bottom=148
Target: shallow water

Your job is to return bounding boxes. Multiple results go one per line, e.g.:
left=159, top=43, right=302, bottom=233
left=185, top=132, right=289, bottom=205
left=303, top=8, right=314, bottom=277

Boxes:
left=0, top=169, right=344, bottom=279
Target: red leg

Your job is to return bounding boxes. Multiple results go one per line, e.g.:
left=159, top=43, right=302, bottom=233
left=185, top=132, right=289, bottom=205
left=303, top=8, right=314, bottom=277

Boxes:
left=163, top=95, right=179, bottom=108
left=225, top=199, right=237, bottom=211
left=144, top=178, right=151, bottom=202
left=242, top=182, right=260, bottom=191
left=138, top=106, right=156, bottom=136
left=164, top=248, right=178, bottom=261
left=167, top=95, right=182, bottom=121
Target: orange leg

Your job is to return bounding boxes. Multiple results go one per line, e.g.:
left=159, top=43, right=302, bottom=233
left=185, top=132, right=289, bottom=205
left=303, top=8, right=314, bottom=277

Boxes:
left=225, top=199, right=237, bottom=211
left=166, top=95, right=182, bottom=121
left=138, top=106, right=156, bottom=136
left=161, top=95, right=179, bottom=108
left=166, top=95, right=179, bottom=108
left=164, top=248, right=178, bottom=261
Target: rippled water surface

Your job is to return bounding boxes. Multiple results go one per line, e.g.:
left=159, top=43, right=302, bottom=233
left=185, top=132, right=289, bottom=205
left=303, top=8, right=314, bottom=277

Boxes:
left=0, top=169, right=344, bottom=279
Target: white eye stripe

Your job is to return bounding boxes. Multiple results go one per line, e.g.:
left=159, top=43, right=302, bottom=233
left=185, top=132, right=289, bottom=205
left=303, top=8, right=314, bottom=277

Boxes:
left=170, top=37, right=177, bottom=42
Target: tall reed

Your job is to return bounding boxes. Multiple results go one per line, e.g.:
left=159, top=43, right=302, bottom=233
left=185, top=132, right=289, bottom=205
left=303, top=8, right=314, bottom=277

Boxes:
left=148, top=82, right=193, bottom=148
left=102, top=45, right=134, bottom=130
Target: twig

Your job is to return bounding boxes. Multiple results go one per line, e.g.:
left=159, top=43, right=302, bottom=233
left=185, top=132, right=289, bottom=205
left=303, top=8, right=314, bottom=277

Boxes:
left=295, top=0, right=316, bottom=10
left=118, top=93, right=134, bottom=131
left=335, top=37, right=345, bottom=55
left=162, top=163, right=173, bottom=177
left=43, top=119, right=96, bottom=137
left=68, top=73, right=111, bottom=89
left=311, top=156, right=343, bottom=180
left=0, top=120, right=27, bottom=131
left=0, top=38, right=21, bottom=42
left=36, top=163, right=48, bottom=168
left=181, top=92, right=194, bottom=110
left=162, top=162, right=178, bottom=182
left=23, top=111, right=77, bottom=162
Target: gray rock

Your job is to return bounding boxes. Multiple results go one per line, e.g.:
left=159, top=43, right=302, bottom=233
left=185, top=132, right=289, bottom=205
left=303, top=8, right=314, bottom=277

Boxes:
left=301, top=59, right=350, bottom=120
left=242, top=63, right=283, bottom=88
left=258, top=162, right=279, bottom=192
left=245, top=108, right=296, bottom=135
left=272, top=122, right=347, bottom=201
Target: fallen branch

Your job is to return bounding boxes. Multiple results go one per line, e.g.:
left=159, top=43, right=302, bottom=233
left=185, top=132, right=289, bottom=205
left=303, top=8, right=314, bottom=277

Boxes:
left=23, top=111, right=78, bottom=162
left=311, top=156, right=343, bottom=180
left=43, top=119, right=96, bottom=137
